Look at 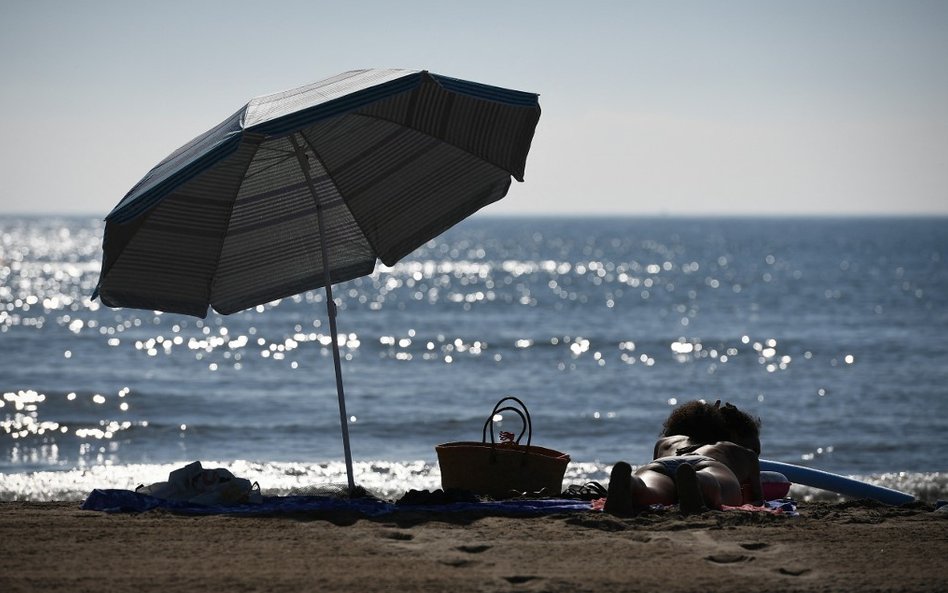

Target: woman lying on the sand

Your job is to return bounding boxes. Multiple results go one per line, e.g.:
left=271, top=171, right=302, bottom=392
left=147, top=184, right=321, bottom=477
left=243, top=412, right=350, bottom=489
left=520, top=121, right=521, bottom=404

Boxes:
left=654, top=399, right=761, bottom=457
left=605, top=400, right=763, bottom=515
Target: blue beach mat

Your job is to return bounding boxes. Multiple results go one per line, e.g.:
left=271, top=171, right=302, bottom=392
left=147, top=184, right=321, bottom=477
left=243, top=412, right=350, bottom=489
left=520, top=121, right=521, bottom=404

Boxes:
left=80, top=488, right=595, bottom=516
left=80, top=488, right=796, bottom=517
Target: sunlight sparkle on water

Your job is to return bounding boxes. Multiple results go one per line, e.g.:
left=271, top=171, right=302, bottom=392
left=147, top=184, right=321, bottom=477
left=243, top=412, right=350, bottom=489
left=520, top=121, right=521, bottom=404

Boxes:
left=5, top=216, right=943, bottom=491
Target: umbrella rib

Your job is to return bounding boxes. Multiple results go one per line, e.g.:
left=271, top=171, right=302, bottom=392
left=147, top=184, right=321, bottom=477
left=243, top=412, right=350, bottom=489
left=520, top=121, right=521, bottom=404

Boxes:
left=255, top=144, right=295, bottom=155
left=205, top=135, right=265, bottom=309
left=349, top=111, right=515, bottom=180
left=225, top=178, right=346, bottom=217
left=298, top=131, right=386, bottom=260
left=241, top=152, right=296, bottom=181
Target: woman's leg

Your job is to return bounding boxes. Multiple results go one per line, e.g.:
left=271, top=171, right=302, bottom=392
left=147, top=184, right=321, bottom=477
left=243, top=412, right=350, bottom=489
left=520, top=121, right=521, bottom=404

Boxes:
left=605, top=462, right=677, bottom=515
left=675, top=464, right=707, bottom=514
left=694, top=464, right=743, bottom=507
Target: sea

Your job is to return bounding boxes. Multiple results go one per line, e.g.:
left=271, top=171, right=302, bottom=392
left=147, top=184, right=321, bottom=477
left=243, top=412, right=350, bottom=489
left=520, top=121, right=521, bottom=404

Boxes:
left=1, top=215, right=946, bottom=502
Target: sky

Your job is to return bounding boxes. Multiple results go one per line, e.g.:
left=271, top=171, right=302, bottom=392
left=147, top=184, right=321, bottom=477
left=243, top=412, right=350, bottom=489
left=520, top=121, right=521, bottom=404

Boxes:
left=1, top=0, right=946, bottom=217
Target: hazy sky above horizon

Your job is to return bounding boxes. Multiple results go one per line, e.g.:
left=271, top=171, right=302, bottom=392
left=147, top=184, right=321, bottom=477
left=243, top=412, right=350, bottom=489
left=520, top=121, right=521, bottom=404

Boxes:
left=1, top=0, right=946, bottom=217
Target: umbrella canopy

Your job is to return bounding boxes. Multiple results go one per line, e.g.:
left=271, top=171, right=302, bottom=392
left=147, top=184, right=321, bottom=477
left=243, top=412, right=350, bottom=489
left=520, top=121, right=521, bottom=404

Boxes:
left=95, top=69, right=539, bottom=316
left=93, top=69, right=541, bottom=490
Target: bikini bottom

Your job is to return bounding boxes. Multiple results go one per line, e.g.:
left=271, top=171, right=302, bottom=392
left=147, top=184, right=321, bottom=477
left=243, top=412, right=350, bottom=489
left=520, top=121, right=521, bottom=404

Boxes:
left=646, top=455, right=716, bottom=478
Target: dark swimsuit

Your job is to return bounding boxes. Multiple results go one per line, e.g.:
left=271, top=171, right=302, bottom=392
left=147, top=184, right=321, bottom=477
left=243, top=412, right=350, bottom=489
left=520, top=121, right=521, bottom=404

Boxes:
left=647, top=455, right=716, bottom=478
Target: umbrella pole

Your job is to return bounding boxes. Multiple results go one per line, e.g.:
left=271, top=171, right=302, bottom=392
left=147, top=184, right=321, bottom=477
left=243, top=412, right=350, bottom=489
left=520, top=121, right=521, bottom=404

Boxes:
left=291, top=136, right=356, bottom=493
left=318, top=245, right=356, bottom=493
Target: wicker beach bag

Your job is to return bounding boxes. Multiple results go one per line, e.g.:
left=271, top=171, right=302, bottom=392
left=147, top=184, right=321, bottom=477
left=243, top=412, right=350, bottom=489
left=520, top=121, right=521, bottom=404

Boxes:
left=436, top=396, right=570, bottom=498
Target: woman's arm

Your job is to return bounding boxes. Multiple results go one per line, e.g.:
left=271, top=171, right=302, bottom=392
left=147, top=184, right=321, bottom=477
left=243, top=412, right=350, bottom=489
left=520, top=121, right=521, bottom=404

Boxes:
left=743, top=453, right=763, bottom=505
left=706, top=441, right=763, bottom=505
left=730, top=446, right=763, bottom=504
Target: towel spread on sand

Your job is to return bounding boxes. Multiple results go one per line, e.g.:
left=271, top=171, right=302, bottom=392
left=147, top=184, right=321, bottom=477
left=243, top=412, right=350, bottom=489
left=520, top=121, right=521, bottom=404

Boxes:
left=721, top=501, right=798, bottom=513
left=80, top=489, right=797, bottom=516
left=589, top=497, right=797, bottom=515
left=80, top=489, right=594, bottom=516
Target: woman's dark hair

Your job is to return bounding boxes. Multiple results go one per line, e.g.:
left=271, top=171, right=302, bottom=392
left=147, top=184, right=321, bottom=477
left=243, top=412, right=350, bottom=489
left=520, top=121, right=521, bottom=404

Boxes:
left=661, top=400, right=762, bottom=453
left=719, top=402, right=762, bottom=453
left=661, top=400, right=726, bottom=443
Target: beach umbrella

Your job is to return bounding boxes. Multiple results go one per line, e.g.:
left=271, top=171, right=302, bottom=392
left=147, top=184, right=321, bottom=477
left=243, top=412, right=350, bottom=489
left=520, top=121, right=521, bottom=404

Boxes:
left=92, top=69, right=541, bottom=491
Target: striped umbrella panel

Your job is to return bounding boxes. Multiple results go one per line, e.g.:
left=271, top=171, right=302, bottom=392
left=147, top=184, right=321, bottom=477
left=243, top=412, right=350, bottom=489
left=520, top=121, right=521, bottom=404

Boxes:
left=95, top=70, right=540, bottom=318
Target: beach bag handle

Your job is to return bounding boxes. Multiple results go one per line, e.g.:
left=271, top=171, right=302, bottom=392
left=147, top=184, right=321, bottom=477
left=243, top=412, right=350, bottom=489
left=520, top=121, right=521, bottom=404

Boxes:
left=484, top=406, right=529, bottom=445
left=482, top=396, right=533, bottom=447
left=481, top=396, right=536, bottom=466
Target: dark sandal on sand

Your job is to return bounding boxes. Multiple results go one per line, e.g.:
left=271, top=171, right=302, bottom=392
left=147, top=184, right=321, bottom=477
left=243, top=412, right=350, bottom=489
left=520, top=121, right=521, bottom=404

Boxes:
left=562, top=481, right=608, bottom=500
left=675, top=464, right=707, bottom=515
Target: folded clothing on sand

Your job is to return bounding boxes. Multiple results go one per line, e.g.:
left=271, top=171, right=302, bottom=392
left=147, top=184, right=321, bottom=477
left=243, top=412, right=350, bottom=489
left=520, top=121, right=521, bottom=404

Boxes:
left=135, top=461, right=262, bottom=506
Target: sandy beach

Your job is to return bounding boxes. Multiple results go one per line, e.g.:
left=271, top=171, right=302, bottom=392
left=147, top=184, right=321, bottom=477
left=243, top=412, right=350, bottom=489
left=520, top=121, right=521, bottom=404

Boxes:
left=2, top=499, right=945, bottom=593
